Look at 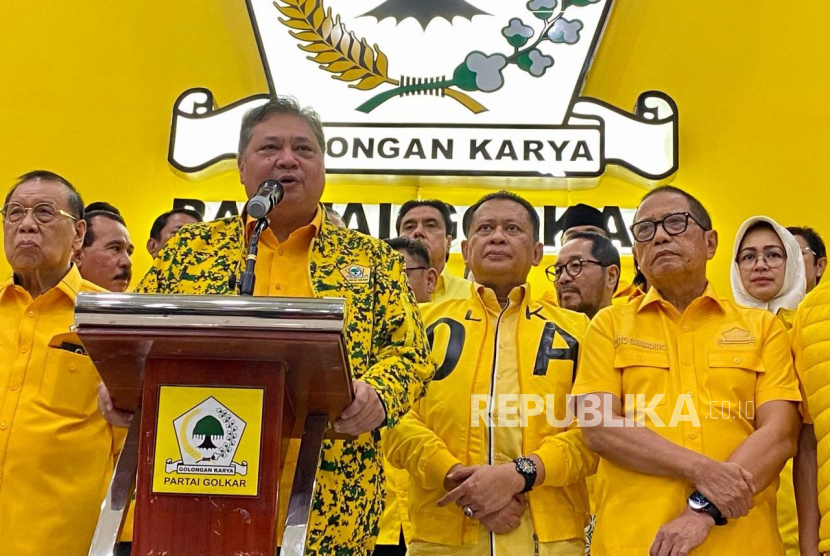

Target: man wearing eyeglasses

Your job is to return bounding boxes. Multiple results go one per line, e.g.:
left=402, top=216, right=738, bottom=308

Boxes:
left=385, top=190, right=596, bottom=556
left=551, top=232, right=621, bottom=320
left=385, top=237, right=438, bottom=304
left=0, top=170, right=124, bottom=555
left=572, top=185, right=801, bottom=556
left=787, top=226, right=827, bottom=294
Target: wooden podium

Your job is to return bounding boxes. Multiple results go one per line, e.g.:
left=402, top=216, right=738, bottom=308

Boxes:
left=75, top=293, right=353, bottom=556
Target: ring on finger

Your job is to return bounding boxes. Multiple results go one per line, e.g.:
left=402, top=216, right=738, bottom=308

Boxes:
left=463, top=505, right=474, bottom=518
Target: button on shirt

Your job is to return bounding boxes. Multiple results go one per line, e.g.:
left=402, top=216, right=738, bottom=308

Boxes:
left=572, top=284, right=801, bottom=556
left=0, top=265, right=120, bottom=555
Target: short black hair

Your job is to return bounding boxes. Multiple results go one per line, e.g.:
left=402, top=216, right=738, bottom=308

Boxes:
left=84, top=201, right=121, bottom=217
left=149, top=208, right=203, bottom=241
left=396, top=199, right=454, bottom=238
left=638, top=185, right=712, bottom=231
left=466, top=190, right=540, bottom=242
left=565, top=231, right=621, bottom=288
left=5, top=170, right=84, bottom=219
left=788, top=226, right=827, bottom=260
left=385, top=237, right=431, bottom=269
left=83, top=210, right=127, bottom=248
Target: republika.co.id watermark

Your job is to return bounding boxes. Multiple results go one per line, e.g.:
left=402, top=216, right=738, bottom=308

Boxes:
left=470, top=394, right=755, bottom=428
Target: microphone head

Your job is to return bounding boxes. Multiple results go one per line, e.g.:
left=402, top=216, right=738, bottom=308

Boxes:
left=247, top=197, right=270, bottom=219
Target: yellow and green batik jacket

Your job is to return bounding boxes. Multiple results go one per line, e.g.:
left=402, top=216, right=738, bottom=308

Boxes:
left=136, top=212, right=435, bottom=556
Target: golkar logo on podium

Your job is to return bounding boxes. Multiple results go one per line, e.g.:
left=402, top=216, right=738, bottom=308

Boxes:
left=169, top=0, right=678, bottom=180
left=153, top=386, right=264, bottom=497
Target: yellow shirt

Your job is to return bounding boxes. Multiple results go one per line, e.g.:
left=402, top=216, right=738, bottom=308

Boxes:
left=774, top=308, right=799, bottom=556
left=0, top=265, right=120, bottom=555
left=250, top=208, right=321, bottom=543
left=572, top=284, right=801, bottom=556
left=251, top=209, right=320, bottom=297
left=537, top=280, right=640, bottom=309
left=432, top=266, right=471, bottom=304
left=410, top=286, right=582, bottom=556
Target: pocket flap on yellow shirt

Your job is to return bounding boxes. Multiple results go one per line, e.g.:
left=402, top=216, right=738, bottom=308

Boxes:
left=47, top=331, right=85, bottom=352
left=707, top=352, right=765, bottom=372
left=614, top=349, right=670, bottom=370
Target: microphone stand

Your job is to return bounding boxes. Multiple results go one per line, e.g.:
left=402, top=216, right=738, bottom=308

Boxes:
left=239, top=217, right=269, bottom=296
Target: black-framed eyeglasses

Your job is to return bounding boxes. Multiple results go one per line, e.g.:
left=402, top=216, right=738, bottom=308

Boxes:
left=629, top=212, right=708, bottom=243
left=546, top=258, right=609, bottom=283
left=1, top=202, right=78, bottom=225
left=736, top=248, right=786, bottom=270
left=404, top=266, right=429, bottom=275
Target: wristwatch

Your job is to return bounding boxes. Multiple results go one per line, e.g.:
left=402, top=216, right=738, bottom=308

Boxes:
left=687, top=490, right=727, bottom=526
left=514, top=456, right=537, bottom=494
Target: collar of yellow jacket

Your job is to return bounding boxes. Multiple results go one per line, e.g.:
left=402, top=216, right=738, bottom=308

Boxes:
left=244, top=204, right=323, bottom=244
left=473, top=281, right=529, bottom=312
left=637, top=281, right=725, bottom=314
left=1, top=262, right=88, bottom=301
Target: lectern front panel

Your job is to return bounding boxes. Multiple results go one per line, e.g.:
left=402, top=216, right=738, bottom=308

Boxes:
left=133, top=359, right=287, bottom=555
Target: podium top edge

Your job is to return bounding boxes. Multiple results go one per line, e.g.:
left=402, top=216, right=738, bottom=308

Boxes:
left=74, top=293, right=345, bottom=332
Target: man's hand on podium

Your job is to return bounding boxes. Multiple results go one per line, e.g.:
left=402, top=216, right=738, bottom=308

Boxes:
left=333, top=380, right=386, bottom=436
left=97, top=382, right=134, bottom=428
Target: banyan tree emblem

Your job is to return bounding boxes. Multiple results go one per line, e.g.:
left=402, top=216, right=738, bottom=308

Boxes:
left=170, top=0, right=678, bottom=180
left=166, top=396, right=249, bottom=476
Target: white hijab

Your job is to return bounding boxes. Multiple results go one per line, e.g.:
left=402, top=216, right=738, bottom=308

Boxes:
left=730, top=216, right=806, bottom=314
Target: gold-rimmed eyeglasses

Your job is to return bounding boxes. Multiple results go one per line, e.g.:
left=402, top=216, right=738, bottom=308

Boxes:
left=1, top=202, right=78, bottom=225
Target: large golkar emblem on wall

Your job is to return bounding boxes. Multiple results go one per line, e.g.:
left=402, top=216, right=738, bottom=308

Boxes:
left=169, top=0, right=678, bottom=180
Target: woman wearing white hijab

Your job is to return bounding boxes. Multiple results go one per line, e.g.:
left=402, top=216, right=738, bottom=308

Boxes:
left=731, top=215, right=805, bottom=556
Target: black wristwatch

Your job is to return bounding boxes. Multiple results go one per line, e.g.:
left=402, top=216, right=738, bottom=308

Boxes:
left=514, top=456, right=537, bottom=493
left=687, top=490, right=727, bottom=526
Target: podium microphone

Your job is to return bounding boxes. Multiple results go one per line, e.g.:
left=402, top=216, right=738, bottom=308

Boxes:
left=239, top=180, right=283, bottom=295
left=247, top=179, right=285, bottom=219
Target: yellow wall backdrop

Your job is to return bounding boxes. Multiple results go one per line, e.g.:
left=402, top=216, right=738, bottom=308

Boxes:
left=1, top=1, right=829, bottom=299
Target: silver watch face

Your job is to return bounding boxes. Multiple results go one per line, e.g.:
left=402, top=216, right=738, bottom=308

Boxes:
left=688, top=493, right=709, bottom=511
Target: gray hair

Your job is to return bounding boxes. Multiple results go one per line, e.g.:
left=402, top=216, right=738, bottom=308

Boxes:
left=238, top=96, right=326, bottom=154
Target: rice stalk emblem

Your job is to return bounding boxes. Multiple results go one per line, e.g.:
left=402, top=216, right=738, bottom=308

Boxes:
left=275, top=0, right=600, bottom=113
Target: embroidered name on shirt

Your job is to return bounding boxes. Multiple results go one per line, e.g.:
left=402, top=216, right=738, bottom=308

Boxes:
left=614, top=336, right=667, bottom=351
left=718, top=327, right=756, bottom=345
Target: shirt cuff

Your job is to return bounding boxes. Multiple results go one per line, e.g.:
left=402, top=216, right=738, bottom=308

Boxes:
left=421, top=448, right=463, bottom=491
left=533, top=442, right=569, bottom=488
left=755, top=387, right=802, bottom=408
left=571, top=381, right=621, bottom=398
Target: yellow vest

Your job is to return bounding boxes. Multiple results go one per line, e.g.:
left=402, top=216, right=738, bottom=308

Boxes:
left=791, top=281, right=830, bottom=553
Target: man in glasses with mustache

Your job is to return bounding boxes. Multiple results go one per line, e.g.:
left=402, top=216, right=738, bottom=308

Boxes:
left=75, top=207, right=134, bottom=292
left=572, top=185, right=801, bottom=556
left=0, top=170, right=125, bottom=555
left=551, top=232, right=620, bottom=320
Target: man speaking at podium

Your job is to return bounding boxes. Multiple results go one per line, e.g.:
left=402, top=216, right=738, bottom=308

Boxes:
left=132, top=96, right=434, bottom=555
